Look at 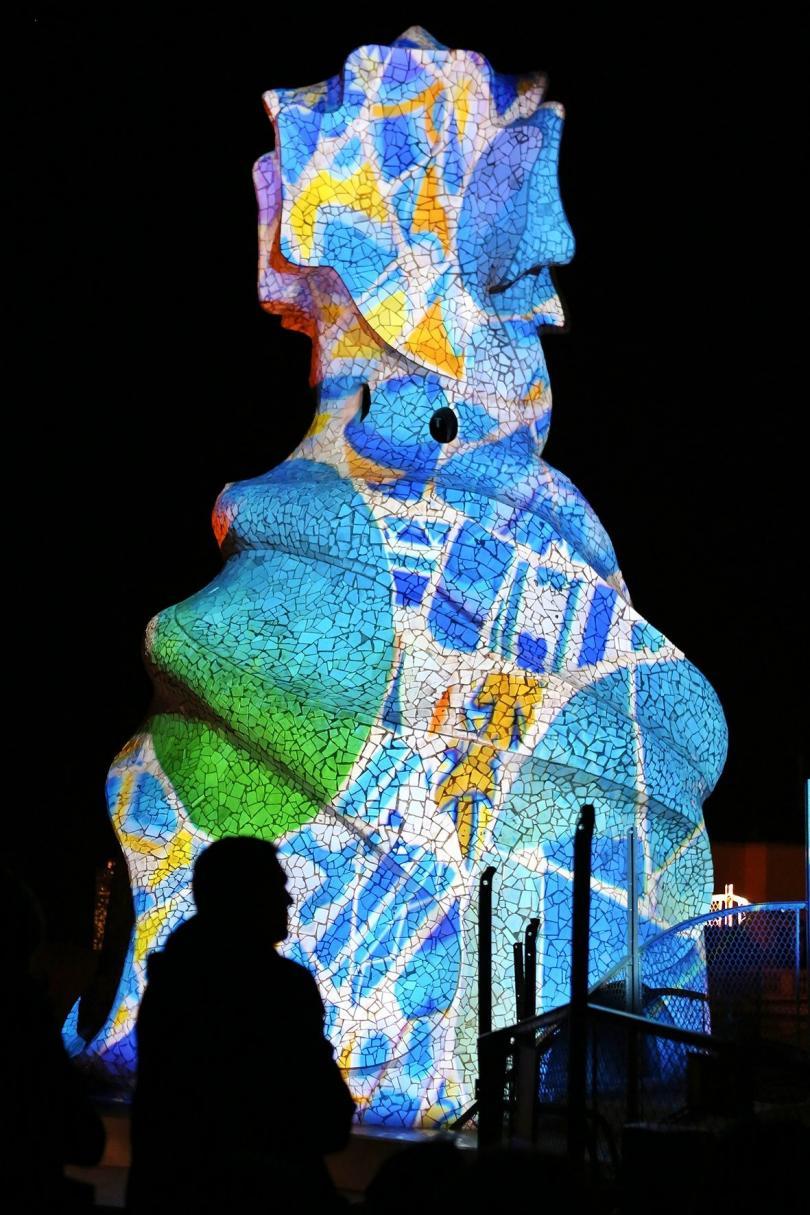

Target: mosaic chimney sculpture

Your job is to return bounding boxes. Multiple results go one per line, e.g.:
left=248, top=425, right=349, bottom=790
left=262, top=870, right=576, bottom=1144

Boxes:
left=67, top=28, right=726, bottom=1127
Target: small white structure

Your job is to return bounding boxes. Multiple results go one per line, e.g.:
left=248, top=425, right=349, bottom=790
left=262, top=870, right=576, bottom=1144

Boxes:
left=710, top=883, right=750, bottom=925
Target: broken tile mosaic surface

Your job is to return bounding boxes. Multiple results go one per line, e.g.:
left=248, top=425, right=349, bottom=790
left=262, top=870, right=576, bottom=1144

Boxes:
left=65, top=27, right=726, bottom=1127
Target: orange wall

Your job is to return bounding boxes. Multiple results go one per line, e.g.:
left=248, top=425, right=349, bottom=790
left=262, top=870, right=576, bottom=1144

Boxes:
left=711, top=842, right=807, bottom=903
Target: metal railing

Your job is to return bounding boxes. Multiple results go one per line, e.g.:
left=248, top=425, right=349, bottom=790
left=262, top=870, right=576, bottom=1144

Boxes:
left=477, top=1000, right=743, bottom=1157
left=472, top=804, right=808, bottom=1160
left=477, top=986, right=810, bottom=1159
left=593, top=902, right=808, bottom=1050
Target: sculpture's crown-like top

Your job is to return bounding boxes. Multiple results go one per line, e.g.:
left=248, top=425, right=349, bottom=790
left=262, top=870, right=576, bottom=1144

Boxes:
left=258, top=30, right=573, bottom=401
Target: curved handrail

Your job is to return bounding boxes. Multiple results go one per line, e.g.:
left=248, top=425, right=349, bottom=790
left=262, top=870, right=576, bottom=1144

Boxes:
left=591, top=901, right=805, bottom=995
left=481, top=902, right=805, bottom=1048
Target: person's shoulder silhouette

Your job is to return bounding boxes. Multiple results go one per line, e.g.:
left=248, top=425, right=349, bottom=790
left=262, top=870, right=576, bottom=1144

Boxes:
left=127, top=837, right=354, bottom=1213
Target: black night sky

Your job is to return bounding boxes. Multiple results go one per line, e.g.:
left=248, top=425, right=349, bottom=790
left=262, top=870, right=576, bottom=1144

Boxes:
left=24, top=11, right=807, bottom=942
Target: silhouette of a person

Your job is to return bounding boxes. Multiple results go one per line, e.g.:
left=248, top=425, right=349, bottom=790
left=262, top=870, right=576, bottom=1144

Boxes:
left=126, top=838, right=355, bottom=1213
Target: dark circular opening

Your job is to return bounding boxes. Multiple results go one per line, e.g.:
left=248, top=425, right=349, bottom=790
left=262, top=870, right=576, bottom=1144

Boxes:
left=359, top=384, right=371, bottom=420
left=429, top=406, right=458, bottom=444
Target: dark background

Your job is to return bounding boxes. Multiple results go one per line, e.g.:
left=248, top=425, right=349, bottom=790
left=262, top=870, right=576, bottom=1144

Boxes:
left=24, top=10, right=807, bottom=943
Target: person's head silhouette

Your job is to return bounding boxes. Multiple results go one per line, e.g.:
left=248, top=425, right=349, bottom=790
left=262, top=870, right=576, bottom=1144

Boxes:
left=192, top=837, right=293, bottom=944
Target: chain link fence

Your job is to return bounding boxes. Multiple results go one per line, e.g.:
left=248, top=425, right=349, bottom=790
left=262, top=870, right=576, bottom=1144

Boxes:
left=478, top=903, right=809, bottom=1158
left=593, top=902, right=807, bottom=1050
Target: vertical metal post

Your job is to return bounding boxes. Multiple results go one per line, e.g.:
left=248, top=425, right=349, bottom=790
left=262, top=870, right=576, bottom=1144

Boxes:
left=805, top=778, right=809, bottom=1015
left=567, top=804, right=595, bottom=1162
left=513, top=941, right=525, bottom=1023
left=626, top=828, right=641, bottom=1013
left=523, top=918, right=541, bottom=1020
left=626, top=827, right=641, bottom=1120
left=456, top=867, right=499, bottom=1136
left=795, top=906, right=803, bottom=1051
left=477, top=866, right=499, bottom=1147
left=479, top=866, right=496, bottom=1038
left=477, top=1031, right=502, bottom=1150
